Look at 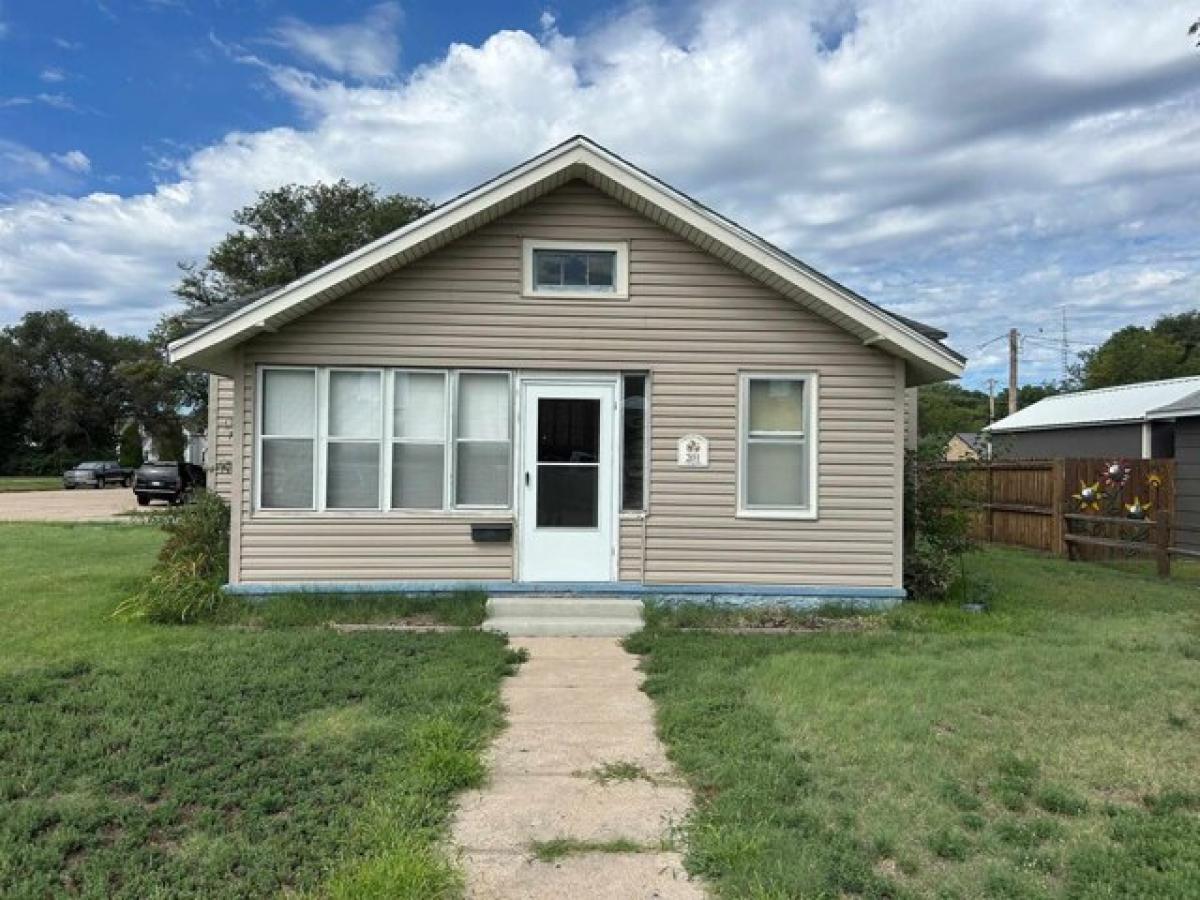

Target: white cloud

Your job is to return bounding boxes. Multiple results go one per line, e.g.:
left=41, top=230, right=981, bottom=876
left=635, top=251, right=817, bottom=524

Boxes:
left=271, top=2, right=402, bottom=81
left=40, top=67, right=66, bottom=83
left=2, top=0, right=1200, bottom=386
left=53, top=150, right=91, bottom=173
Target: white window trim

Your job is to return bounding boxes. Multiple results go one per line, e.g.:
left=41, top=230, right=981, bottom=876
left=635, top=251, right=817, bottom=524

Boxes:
left=255, top=365, right=319, bottom=512
left=254, top=365, right=515, bottom=515
left=736, top=371, right=819, bottom=520
left=522, top=238, right=629, bottom=299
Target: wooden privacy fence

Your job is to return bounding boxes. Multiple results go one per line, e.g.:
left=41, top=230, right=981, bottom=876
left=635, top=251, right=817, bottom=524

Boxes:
left=926, top=458, right=1178, bottom=568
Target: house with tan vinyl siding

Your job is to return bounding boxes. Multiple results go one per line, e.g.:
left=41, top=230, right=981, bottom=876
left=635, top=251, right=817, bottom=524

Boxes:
left=174, top=137, right=963, bottom=606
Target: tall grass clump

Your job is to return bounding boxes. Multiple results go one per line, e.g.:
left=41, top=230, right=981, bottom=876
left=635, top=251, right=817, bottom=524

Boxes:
left=114, top=491, right=233, bottom=623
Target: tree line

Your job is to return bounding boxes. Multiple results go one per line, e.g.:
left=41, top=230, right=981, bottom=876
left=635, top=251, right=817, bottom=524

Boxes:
left=0, top=181, right=431, bottom=475
left=919, top=310, right=1200, bottom=437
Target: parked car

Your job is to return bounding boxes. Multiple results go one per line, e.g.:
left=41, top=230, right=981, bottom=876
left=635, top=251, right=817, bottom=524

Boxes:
left=133, top=461, right=207, bottom=506
left=62, top=460, right=133, bottom=489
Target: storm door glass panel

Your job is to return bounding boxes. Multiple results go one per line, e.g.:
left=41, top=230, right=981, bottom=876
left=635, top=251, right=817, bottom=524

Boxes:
left=621, top=375, right=646, bottom=511
left=327, top=370, right=381, bottom=509
left=536, top=398, right=601, bottom=528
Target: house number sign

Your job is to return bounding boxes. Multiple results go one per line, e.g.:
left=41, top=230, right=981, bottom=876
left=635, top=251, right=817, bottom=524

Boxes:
left=676, top=433, right=709, bottom=469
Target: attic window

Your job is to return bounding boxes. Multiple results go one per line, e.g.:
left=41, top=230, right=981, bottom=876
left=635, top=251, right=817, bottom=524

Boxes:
left=523, top=239, right=628, bottom=298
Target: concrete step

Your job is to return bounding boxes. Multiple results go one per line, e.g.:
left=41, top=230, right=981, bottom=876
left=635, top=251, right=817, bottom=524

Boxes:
left=483, top=617, right=643, bottom=637
left=486, top=595, right=643, bottom=619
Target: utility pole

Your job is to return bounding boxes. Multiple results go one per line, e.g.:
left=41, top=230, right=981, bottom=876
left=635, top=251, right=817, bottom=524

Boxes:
left=1059, top=307, right=1070, bottom=379
left=985, top=378, right=997, bottom=423
left=1008, top=328, right=1019, bottom=415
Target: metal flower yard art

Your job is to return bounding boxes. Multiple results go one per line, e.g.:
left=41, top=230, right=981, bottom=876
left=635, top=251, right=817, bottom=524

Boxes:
left=1073, top=481, right=1105, bottom=512
left=1103, top=460, right=1130, bottom=489
left=1124, top=496, right=1151, bottom=520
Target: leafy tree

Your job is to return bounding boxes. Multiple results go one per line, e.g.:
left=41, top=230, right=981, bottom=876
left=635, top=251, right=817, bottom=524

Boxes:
left=118, top=422, right=144, bottom=469
left=175, top=180, right=433, bottom=308
left=0, top=334, right=34, bottom=473
left=1, top=311, right=139, bottom=473
left=1072, top=311, right=1200, bottom=390
left=917, top=382, right=990, bottom=437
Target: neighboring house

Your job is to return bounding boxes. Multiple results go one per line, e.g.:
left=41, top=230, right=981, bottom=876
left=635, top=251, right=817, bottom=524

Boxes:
left=1147, top=389, right=1200, bottom=552
left=139, top=427, right=208, bottom=466
left=945, top=432, right=987, bottom=461
left=986, top=375, right=1200, bottom=460
left=170, top=136, right=962, bottom=604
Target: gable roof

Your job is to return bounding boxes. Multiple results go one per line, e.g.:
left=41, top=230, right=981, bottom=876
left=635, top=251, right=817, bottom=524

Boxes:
left=1147, top=388, right=1200, bottom=420
left=987, top=375, right=1200, bottom=433
left=169, top=136, right=964, bottom=383
left=951, top=432, right=986, bottom=453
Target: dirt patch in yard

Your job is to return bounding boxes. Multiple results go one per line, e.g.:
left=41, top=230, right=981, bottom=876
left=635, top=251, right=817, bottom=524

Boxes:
left=0, top=487, right=140, bottom=521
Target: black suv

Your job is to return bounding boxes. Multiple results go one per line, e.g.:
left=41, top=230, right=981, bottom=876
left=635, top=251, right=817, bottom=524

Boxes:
left=63, top=460, right=133, bottom=489
left=133, top=462, right=207, bottom=506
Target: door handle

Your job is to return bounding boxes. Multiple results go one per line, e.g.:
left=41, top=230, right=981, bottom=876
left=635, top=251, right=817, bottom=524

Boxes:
left=524, top=471, right=530, bottom=487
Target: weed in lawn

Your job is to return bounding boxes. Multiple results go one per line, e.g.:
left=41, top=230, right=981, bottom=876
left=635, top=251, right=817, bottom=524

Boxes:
left=928, top=826, right=972, bottom=861
left=1034, top=784, right=1088, bottom=817
left=584, top=760, right=656, bottom=784
left=530, top=837, right=645, bottom=862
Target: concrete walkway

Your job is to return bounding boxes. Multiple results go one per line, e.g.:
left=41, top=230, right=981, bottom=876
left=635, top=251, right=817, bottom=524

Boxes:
left=451, top=637, right=706, bottom=899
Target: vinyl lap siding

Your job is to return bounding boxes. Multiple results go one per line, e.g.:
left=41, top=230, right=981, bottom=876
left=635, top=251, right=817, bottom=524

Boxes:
left=1175, top=419, right=1200, bottom=551
left=207, top=375, right=235, bottom=500
left=235, top=180, right=902, bottom=587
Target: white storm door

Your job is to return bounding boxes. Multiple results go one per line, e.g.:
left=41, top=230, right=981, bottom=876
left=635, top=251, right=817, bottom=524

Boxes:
left=519, top=379, right=617, bottom=582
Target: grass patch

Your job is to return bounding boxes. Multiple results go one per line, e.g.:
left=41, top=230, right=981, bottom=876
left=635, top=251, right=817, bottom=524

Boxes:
left=643, top=599, right=876, bottom=631
left=628, top=546, right=1200, bottom=898
left=0, top=476, right=61, bottom=492
left=583, top=760, right=656, bottom=784
left=237, top=591, right=487, bottom=628
left=530, top=837, right=646, bottom=862
left=0, top=523, right=511, bottom=897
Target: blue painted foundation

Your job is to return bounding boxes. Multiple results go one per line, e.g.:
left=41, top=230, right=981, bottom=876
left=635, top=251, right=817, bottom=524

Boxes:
left=224, top=579, right=905, bottom=610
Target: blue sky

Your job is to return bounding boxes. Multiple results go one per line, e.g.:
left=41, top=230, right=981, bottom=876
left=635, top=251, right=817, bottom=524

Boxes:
left=1, top=0, right=1198, bottom=388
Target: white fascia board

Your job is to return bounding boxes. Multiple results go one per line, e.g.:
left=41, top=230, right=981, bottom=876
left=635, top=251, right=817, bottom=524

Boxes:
left=170, top=137, right=962, bottom=380
left=169, top=142, right=586, bottom=364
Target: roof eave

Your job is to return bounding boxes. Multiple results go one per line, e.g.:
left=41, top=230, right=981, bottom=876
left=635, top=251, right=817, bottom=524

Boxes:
left=169, top=137, right=962, bottom=381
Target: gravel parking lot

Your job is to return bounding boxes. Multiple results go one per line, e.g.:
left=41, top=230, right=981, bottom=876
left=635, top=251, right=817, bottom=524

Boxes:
left=0, top=487, right=141, bottom=521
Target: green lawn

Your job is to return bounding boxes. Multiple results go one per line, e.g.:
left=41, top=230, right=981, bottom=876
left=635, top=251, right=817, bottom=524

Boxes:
left=0, top=476, right=61, bottom=493
left=0, top=523, right=513, bottom=898
left=629, top=547, right=1200, bottom=899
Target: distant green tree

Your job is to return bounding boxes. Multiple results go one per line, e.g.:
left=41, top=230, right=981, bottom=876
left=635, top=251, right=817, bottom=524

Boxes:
left=151, top=422, right=186, bottom=463
left=2, top=311, right=139, bottom=473
left=1017, top=381, right=1062, bottom=408
left=118, top=422, right=144, bottom=469
left=918, top=382, right=990, bottom=437
left=175, top=180, right=433, bottom=309
left=1073, top=312, right=1200, bottom=389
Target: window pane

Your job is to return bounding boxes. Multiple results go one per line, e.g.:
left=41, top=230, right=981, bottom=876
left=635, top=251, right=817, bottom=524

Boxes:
left=532, top=249, right=617, bottom=290
left=535, top=252, right=564, bottom=287
left=262, top=369, right=315, bottom=436
left=394, top=372, right=445, bottom=440
left=392, top=443, right=444, bottom=509
left=538, top=398, right=600, bottom=463
left=261, top=438, right=313, bottom=508
left=456, top=441, right=510, bottom=506
left=749, top=379, right=804, bottom=433
left=457, top=374, right=509, bottom=440
left=587, top=252, right=614, bottom=287
left=622, top=375, right=646, bottom=511
left=329, top=371, right=381, bottom=439
left=746, top=441, right=806, bottom=507
left=327, top=442, right=380, bottom=509
left=537, top=465, right=598, bottom=528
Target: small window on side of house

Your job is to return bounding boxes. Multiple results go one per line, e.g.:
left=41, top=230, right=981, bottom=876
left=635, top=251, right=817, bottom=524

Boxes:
left=523, top=240, right=628, bottom=298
